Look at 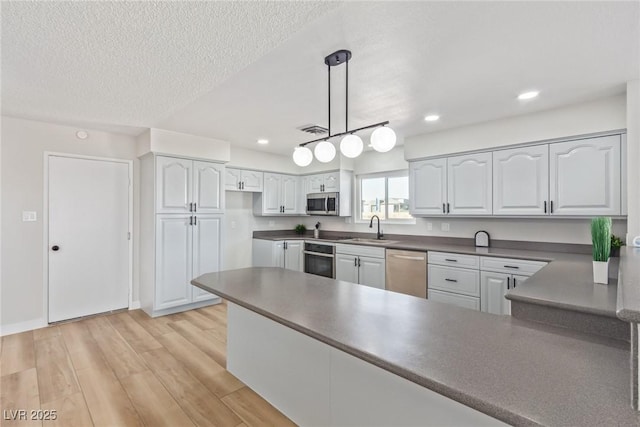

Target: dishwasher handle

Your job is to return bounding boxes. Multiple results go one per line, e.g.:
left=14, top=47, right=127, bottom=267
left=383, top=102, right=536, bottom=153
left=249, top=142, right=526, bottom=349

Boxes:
left=389, top=254, right=425, bottom=261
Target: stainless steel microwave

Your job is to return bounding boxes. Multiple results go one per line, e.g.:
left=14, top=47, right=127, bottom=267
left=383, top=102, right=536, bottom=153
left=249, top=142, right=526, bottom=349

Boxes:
left=306, top=192, right=339, bottom=216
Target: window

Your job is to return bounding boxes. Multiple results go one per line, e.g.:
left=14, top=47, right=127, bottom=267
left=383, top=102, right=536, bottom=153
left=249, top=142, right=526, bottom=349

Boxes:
left=358, top=170, right=413, bottom=222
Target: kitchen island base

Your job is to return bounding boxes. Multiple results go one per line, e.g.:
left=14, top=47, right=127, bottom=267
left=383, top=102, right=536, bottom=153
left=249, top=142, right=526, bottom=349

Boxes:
left=227, top=302, right=504, bottom=426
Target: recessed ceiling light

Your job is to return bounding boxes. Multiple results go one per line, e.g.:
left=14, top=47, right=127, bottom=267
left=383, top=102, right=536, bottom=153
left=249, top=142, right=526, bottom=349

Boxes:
left=424, top=115, right=440, bottom=122
left=76, top=130, right=89, bottom=139
left=257, top=139, right=269, bottom=145
left=517, top=91, right=539, bottom=100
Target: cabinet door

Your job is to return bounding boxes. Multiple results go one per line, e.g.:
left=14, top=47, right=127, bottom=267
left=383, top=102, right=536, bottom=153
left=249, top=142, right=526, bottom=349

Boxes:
left=192, top=215, right=221, bottom=302
left=409, top=159, right=447, bottom=215
left=193, top=161, right=223, bottom=213
left=155, top=215, right=192, bottom=309
left=284, top=240, right=304, bottom=272
left=272, top=241, right=285, bottom=268
left=307, top=175, right=324, bottom=193
left=241, top=170, right=264, bottom=192
left=358, top=256, right=386, bottom=289
left=225, top=168, right=242, bottom=191
left=493, top=145, right=549, bottom=215
left=336, top=254, right=358, bottom=284
left=282, top=175, right=299, bottom=214
left=549, top=135, right=621, bottom=216
left=480, top=271, right=510, bottom=315
left=447, top=152, right=492, bottom=215
left=156, top=157, right=192, bottom=213
left=262, top=173, right=282, bottom=214
left=428, top=290, right=480, bottom=311
left=323, top=172, right=340, bottom=192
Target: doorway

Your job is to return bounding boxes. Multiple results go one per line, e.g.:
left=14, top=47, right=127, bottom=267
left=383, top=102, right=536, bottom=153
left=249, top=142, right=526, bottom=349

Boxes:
left=47, top=154, right=131, bottom=323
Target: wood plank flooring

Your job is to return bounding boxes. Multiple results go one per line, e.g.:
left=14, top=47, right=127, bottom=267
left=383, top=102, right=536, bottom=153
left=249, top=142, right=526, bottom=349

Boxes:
left=0, top=303, right=295, bottom=427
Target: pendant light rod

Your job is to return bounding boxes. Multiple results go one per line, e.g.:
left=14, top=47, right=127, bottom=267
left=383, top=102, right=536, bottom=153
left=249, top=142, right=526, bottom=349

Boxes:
left=299, top=121, right=389, bottom=147
left=345, top=57, right=348, bottom=133
left=328, top=63, right=331, bottom=137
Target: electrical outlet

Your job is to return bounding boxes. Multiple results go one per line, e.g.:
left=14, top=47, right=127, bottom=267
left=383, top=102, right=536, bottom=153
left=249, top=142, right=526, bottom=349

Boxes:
left=441, top=222, right=450, bottom=232
left=22, top=211, right=37, bottom=222
left=426, top=222, right=433, bottom=231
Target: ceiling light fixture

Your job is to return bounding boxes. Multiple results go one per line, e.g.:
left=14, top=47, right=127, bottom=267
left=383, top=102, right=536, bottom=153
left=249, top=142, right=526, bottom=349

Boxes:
left=257, top=139, right=269, bottom=144
left=292, top=49, right=395, bottom=166
left=424, top=114, right=440, bottom=122
left=517, top=90, right=539, bottom=100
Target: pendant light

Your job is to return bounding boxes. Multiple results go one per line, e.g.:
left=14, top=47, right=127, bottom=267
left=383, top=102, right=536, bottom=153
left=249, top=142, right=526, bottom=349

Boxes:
left=292, top=49, right=395, bottom=166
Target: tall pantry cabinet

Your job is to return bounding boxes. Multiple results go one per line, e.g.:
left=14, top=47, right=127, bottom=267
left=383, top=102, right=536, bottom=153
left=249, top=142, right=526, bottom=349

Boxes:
left=140, top=154, right=224, bottom=317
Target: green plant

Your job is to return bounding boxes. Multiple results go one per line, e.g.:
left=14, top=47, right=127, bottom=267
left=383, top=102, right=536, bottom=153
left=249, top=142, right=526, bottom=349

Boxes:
left=611, top=234, right=624, bottom=249
left=591, top=217, right=612, bottom=261
left=294, top=224, right=306, bottom=235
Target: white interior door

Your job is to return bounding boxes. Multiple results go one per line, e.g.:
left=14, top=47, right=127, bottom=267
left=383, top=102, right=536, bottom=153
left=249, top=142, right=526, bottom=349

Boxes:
left=48, top=156, right=130, bottom=323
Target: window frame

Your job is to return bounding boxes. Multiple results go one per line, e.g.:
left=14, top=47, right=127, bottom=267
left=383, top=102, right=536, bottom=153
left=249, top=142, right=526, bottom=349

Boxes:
left=355, top=169, right=415, bottom=224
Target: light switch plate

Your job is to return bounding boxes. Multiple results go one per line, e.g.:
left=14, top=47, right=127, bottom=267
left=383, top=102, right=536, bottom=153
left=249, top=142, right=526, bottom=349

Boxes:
left=22, top=211, right=37, bottom=222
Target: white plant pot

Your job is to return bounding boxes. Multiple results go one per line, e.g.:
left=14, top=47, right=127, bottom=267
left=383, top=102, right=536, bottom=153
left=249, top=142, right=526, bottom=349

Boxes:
left=593, top=260, right=609, bottom=284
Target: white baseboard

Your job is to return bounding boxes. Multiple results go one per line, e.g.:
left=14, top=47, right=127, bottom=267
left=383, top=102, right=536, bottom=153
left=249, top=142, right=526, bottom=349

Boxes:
left=0, top=318, right=47, bottom=337
left=129, top=300, right=141, bottom=310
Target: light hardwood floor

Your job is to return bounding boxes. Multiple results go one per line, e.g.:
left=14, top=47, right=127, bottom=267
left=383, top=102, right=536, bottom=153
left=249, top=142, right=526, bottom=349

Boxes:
left=0, top=303, right=296, bottom=427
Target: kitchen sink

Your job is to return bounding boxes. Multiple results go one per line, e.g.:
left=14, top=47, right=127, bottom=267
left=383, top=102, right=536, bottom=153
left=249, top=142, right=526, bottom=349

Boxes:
left=339, top=238, right=399, bottom=245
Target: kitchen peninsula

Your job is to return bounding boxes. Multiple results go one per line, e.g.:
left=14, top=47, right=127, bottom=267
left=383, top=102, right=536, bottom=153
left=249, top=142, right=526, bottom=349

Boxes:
left=192, top=267, right=639, bottom=426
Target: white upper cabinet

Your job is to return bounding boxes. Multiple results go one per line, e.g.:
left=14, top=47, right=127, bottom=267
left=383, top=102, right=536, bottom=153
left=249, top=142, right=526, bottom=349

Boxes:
left=447, top=152, right=492, bottom=215
left=156, top=157, right=192, bottom=213
left=409, top=158, right=447, bottom=215
left=254, top=173, right=301, bottom=215
left=323, top=172, right=340, bottom=192
left=226, top=168, right=263, bottom=192
left=493, top=145, right=549, bottom=215
left=549, top=135, right=621, bottom=216
left=156, top=156, right=224, bottom=214
left=193, top=161, right=223, bottom=213
left=307, top=175, right=325, bottom=193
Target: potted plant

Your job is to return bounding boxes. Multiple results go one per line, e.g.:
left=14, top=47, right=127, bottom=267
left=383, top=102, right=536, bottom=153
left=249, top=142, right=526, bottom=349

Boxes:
left=610, top=234, right=624, bottom=257
left=591, top=217, right=612, bottom=284
left=294, top=224, right=307, bottom=235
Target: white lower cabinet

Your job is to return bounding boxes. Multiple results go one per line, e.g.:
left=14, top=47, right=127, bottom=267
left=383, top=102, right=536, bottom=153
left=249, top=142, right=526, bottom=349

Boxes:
left=335, top=245, right=385, bottom=289
left=479, top=257, right=546, bottom=315
left=155, top=214, right=222, bottom=311
left=252, top=239, right=303, bottom=272
left=428, top=289, right=480, bottom=311
left=427, top=252, right=480, bottom=311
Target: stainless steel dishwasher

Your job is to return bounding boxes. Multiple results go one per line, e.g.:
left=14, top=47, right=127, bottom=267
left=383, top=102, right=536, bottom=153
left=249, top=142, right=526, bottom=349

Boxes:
left=385, top=249, right=428, bottom=298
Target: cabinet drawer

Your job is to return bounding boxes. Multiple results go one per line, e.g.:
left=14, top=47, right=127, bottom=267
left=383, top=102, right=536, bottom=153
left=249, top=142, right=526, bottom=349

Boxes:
left=480, top=257, right=546, bottom=276
left=428, top=289, right=480, bottom=311
left=335, top=244, right=385, bottom=259
left=428, top=265, right=480, bottom=297
left=428, top=252, right=479, bottom=269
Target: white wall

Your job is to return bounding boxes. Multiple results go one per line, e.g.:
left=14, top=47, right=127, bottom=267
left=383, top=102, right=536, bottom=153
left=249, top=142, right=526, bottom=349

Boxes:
left=404, top=95, right=626, bottom=159
left=229, top=145, right=301, bottom=174
left=137, top=128, right=230, bottom=161
left=626, top=80, right=640, bottom=245
left=1, top=116, right=139, bottom=333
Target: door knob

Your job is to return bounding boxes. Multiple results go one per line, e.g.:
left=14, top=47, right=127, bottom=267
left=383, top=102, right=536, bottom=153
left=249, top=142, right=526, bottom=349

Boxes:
left=51, top=245, right=60, bottom=251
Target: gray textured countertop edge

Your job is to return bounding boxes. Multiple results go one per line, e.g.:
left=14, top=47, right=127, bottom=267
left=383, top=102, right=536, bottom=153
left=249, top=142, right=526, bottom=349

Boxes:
left=616, top=246, right=640, bottom=323
left=191, top=268, right=639, bottom=427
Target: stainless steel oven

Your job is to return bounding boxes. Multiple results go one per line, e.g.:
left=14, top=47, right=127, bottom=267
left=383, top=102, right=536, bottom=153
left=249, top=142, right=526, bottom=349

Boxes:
left=303, top=242, right=335, bottom=278
left=306, top=192, right=339, bottom=216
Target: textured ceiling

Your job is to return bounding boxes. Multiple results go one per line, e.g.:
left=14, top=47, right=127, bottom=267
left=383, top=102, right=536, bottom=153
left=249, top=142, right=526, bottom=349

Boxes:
left=2, top=1, right=639, bottom=154
left=1, top=1, right=342, bottom=133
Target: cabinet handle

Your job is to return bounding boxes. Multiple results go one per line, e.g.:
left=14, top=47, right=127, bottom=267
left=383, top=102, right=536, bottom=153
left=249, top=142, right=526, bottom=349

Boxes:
left=194, top=216, right=197, bottom=226
left=354, top=257, right=358, bottom=267
left=238, top=182, right=241, bottom=190
left=357, top=258, right=361, bottom=267
left=447, top=203, right=450, bottom=214
left=544, top=201, right=547, bottom=213
left=442, top=203, right=445, bottom=214
left=513, top=278, right=517, bottom=288
left=504, top=265, right=520, bottom=269
left=444, top=258, right=458, bottom=262
left=193, top=203, right=197, bottom=212
left=189, top=202, right=193, bottom=212
left=445, top=278, right=458, bottom=283
left=550, top=200, right=554, bottom=214
left=507, top=277, right=510, bottom=290
left=189, top=216, right=193, bottom=226
left=241, top=182, right=244, bottom=190
left=284, top=242, right=287, bottom=250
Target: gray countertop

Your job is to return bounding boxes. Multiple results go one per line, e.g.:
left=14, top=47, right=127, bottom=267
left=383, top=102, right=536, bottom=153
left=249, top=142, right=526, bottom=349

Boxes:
left=617, top=246, right=640, bottom=323
left=192, top=267, right=639, bottom=427
left=255, top=233, right=622, bottom=317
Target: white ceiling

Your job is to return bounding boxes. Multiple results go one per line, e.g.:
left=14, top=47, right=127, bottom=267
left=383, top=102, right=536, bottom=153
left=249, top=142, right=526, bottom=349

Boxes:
left=3, top=1, right=639, bottom=156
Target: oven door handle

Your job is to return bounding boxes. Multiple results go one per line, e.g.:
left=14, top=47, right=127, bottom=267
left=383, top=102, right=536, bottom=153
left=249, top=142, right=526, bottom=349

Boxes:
left=303, top=251, right=335, bottom=258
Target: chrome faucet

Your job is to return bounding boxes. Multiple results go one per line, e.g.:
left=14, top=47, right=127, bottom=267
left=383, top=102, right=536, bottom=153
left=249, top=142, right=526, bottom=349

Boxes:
left=369, top=215, right=383, bottom=239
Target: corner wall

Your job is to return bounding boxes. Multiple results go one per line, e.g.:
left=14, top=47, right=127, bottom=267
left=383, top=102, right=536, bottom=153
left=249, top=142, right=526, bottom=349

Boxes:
left=0, top=116, right=140, bottom=333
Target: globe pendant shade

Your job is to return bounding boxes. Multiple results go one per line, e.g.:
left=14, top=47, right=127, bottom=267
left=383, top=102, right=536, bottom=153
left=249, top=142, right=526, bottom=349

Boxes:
left=314, top=140, right=336, bottom=163
left=340, top=134, right=364, bottom=158
left=292, top=146, right=313, bottom=167
left=370, top=127, right=397, bottom=153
